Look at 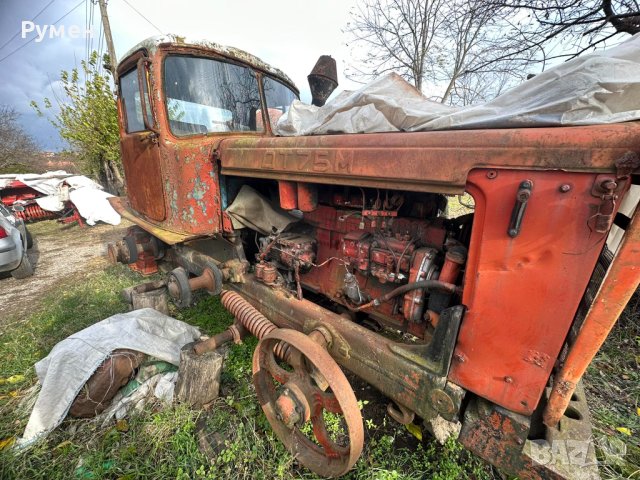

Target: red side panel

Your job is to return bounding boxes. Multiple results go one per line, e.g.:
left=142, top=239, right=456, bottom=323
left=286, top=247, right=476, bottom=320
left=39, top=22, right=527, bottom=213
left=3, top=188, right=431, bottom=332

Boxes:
left=449, top=169, right=623, bottom=415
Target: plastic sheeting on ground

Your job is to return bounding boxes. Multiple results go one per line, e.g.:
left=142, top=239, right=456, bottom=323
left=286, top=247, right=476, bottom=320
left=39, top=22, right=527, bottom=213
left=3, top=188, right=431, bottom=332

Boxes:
left=0, top=171, right=121, bottom=225
left=17, top=309, right=201, bottom=446
left=98, top=371, right=179, bottom=425
left=275, top=33, right=640, bottom=136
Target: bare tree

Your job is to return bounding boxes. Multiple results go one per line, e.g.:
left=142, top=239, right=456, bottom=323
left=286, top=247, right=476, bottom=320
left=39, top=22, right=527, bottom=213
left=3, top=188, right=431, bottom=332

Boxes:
left=345, top=0, right=447, bottom=92
left=0, top=106, right=39, bottom=172
left=468, top=0, right=640, bottom=73
left=345, top=0, right=532, bottom=105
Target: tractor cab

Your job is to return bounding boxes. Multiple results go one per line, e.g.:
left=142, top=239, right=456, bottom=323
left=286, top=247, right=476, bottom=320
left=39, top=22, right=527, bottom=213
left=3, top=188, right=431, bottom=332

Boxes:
left=113, top=35, right=299, bottom=240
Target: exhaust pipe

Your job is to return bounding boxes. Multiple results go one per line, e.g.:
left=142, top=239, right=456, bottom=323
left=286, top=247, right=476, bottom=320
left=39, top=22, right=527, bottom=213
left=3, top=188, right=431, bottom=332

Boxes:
left=308, top=55, right=338, bottom=107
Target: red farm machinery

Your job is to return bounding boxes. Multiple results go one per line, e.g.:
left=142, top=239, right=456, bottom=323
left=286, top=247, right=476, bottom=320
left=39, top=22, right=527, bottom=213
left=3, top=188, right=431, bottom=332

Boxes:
left=106, top=36, right=640, bottom=478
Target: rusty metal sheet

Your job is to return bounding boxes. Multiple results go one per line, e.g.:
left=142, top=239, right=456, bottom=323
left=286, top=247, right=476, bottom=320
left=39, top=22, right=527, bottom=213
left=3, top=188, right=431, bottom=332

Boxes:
left=460, top=390, right=599, bottom=480
left=158, top=140, right=223, bottom=234
left=448, top=169, right=627, bottom=416
left=543, top=206, right=640, bottom=426
left=218, top=123, right=640, bottom=194
left=108, top=196, right=202, bottom=245
left=120, top=133, right=166, bottom=221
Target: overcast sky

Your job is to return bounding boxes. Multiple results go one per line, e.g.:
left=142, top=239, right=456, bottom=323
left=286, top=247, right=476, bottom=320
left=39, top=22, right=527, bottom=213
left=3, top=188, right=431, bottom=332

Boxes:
left=0, top=0, right=360, bottom=150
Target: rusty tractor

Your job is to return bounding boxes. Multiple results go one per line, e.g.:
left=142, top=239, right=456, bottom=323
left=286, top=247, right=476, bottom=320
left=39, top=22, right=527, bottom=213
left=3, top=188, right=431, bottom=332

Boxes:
left=106, top=35, right=640, bottom=478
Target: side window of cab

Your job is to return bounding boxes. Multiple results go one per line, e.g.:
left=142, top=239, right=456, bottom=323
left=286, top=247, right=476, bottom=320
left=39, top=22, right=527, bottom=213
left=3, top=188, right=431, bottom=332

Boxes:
left=120, top=68, right=152, bottom=133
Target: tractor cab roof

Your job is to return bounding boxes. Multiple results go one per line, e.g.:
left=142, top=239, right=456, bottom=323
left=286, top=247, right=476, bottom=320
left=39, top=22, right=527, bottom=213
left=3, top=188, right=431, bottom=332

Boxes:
left=117, top=34, right=298, bottom=94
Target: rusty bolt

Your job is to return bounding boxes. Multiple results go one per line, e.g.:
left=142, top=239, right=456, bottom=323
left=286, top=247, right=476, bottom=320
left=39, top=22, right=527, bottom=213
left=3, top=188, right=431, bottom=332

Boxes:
left=559, top=184, right=571, bottom=193
left=601, top=180, right=618, bottom=191
left=504, top=376, right=513, bottom=384
left=486, top=170, right=498, bottom=179
left=430, top=389, right=456, bottom=416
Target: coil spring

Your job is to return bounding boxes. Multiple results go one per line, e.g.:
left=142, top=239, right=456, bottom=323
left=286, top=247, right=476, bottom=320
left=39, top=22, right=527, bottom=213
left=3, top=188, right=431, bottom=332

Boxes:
left=14, top=204, right=56, bottom=222
left=220, top=290, right=290, bottom=359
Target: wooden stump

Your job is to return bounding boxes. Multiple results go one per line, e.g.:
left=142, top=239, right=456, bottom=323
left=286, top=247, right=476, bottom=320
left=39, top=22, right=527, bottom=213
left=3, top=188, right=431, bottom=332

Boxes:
left=128, top=284, right=169, bottom=315
left=175, top=342, right=223, bottom=407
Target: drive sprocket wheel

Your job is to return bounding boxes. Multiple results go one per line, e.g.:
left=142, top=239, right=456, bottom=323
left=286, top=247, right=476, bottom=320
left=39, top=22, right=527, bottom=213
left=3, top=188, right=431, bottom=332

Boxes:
left=252, top=329, right=364, bottom=478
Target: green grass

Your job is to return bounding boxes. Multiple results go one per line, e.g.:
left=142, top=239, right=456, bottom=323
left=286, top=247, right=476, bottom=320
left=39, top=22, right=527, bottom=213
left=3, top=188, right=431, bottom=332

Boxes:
left=1, top=259, right=636, bottom=479
left=584, top=293, right=640, bottom=479
left=0, top=266, right=492, bottom=480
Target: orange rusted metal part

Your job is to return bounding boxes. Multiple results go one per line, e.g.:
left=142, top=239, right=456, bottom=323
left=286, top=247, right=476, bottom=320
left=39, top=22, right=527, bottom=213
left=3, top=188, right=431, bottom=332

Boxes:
left=449, top=169, right=628, bottom=415
left=438, top=248, right=466, bottom=284
left=543, top=207, right=640, bottom=426
left=297, top=182, right=318, bottom=212
left=229, top=276, right=463, bottom=423
left=188, top=268, right=215, bottom=292
left=278, top=180, right=298, bottom=210
left=109, top=197, right=202, bottom=245
left=219, top=123, right=640, bottom=194
left=129, top=252, right=158, bottom=276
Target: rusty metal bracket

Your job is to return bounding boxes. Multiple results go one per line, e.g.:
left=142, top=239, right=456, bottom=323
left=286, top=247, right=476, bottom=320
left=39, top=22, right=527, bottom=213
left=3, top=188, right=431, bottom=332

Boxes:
left=614, top=151, right=640, bottom=179
left=587, top=152, right=638, bottom=233
left=303, top=319, right=350, bottom=359
left=387, top=402, right=415, bottom=425
left=590, top=175, right=626, bottom=233
left=390, top=305, right=464, bottom=377
left=460, top=382, right=598, bottom=480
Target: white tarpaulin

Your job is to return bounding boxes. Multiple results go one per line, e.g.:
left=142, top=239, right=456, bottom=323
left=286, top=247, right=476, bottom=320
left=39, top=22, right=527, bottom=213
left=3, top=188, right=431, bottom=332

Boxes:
left=18, top=309, right=201, bottom=446
left=0, top=171, right=71, bottom=193
left=0, top=171, right=121, bottom=225
left=69, top=188, right=121, bottom=226
left=276, top=34, right=640, bottom=136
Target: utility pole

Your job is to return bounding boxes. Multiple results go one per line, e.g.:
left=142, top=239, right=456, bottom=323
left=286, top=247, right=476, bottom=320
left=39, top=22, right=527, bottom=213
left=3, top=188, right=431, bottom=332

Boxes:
left=97, top=0, right=118, bottom=79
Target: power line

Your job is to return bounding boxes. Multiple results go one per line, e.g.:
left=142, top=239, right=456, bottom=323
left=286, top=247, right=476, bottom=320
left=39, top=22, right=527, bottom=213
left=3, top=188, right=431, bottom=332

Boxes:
left=84, top=0, right=89, bottom=64
left=121, top=0, right=163, bottom=35
left=96, top=15, right=104, bottom=74
left=88, top=0, right=95, bottom=60
left=0, top=0, right=85, bottom=64
left=0, top=0, right=56, bottom=52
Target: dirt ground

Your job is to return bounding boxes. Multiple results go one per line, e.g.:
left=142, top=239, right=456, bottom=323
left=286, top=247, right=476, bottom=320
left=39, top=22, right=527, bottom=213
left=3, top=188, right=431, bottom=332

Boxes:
left=0, top=219, right=131, bottom=326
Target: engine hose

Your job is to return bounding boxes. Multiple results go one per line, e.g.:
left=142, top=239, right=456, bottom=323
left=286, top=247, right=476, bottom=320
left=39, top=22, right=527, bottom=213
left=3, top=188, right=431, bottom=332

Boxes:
left=220, top=290, right=290, bottom=359
left=354, top=279, right=461, bottom=312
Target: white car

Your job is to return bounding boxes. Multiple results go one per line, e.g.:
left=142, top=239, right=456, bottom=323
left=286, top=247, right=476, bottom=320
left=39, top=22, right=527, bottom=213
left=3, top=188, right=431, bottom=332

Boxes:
left=0, top=203, right=33, bottom=279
